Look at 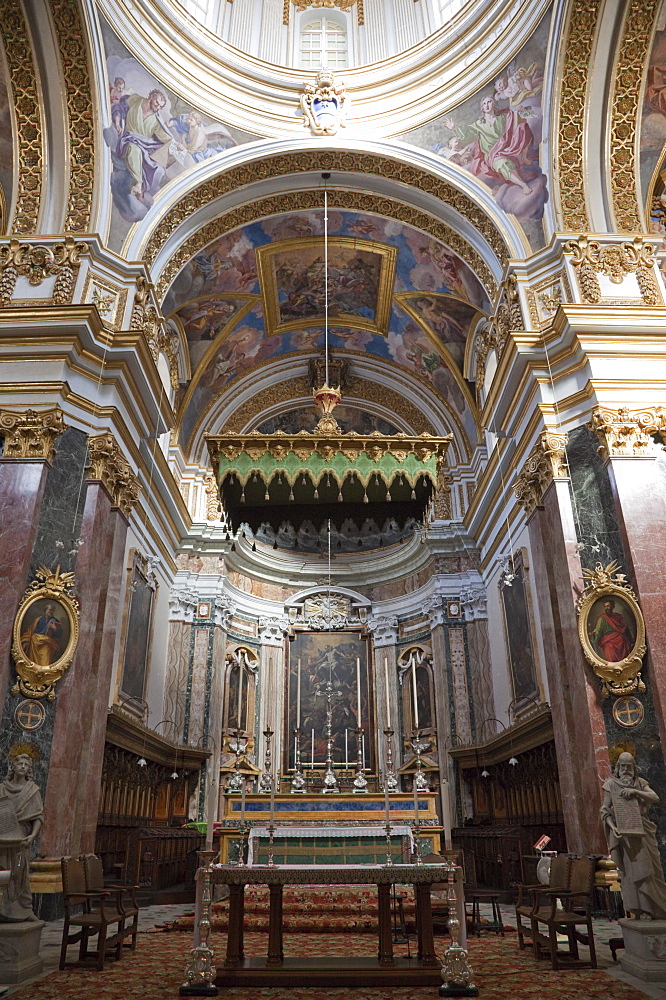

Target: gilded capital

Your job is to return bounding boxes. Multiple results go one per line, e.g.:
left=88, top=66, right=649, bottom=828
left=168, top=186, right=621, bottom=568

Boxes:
left=0, top=407, right=66, bottom=462
left=513, top=432, right=569, bottom=515
left=588, top=406, right=666, bottom=460
left=86, top=432, right=141, bottom=517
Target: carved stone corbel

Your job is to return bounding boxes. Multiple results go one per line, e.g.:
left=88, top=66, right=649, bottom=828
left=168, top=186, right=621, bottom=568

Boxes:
left=0, top=406, right=66, bottom=462
left=168, top=590, right=199, bottom=623
left=0, top=237, right=89, bottom=306
left=513, top=432, right=569, bottom=516
left=588, top=406, right=666, bottom=460
left=564, top=237, right=661, bottom=305
left=86, top=432, right=141, bottom=517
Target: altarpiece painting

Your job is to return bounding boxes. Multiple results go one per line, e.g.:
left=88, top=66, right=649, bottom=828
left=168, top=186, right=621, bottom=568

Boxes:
left=500, top=550, right=540, bottom=710
left=285, top=631, right=373, bottom=772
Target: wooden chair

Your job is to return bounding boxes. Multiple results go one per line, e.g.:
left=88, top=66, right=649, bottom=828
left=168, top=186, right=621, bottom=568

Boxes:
left=515, top=853, right=571, bottom=950
left=59, top=856, right=125, bottom=971
left=81, top=853, right=140, bottom=951
left=531, top=855, right=598, bottom=969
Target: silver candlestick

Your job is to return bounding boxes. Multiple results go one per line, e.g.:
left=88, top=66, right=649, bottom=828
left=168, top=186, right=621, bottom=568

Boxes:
left=411, top=731, right=431, bottom=792
left=259, top=728, right=273, bottom=793
left=352, top=726, right=368, bottom=792
left=384, top=728, right=399, bottom=792
left=180, top=850, right=219, bottom=996
left=384, top=819, right=394, bottom=867
left=227, top=731, right=248, bottom=793
left=266, top=822, right=276, bottom=868
left=440, top=860, right=478, bottom=996
left=291, top=727, right=306, bottom=793
left=318, top=681, right=340, bottom=793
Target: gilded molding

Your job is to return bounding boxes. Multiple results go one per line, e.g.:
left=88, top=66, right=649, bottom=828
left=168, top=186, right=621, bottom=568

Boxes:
left=207, top=429, right=451, bottom=467
left=475, top=274, right=522, bottom=399
left=131, top=276, right=179, bottom=387
left=513, top=432, right=569, bottom=515
left=564, top=236, right=660, bottom=304
left=0, top=406, right=66, bottom=462
left=156, top=190, right=496, bottom=303
left=588, top=405, right=666, bottom=459
left=222, top=376, right=435, bottom=435
left=50, top=0, right=95, bottom=232
left=556, top=0, right=602, bottom=232
left=144, top=154, right=508, bottom=294
left=204, top=473, right=219, bottom=521
left=434, top=470, right=453, bottom=519
left=292, top=0, right=355, bottom=8
left=610, top=0, right=659, bottom=233
left=86, top=431, right=142, bottom=517
left=0, top=237, right=89, bottom=305
left=0, top=1, right=43, bottom=234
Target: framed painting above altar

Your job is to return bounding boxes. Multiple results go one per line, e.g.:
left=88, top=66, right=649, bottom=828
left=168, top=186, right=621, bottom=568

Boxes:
left=285, top=631, right=374, bottom=773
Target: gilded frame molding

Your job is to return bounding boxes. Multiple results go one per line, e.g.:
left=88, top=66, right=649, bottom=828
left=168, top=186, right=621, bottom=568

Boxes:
left=11, top=565, right=80, bottom=700
left=577, top=561, right=646, bottom=698
left=256, top=236, right=397, bottom=337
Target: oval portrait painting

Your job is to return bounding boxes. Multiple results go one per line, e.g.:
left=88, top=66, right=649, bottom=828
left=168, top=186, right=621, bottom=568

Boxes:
left=586, top=593, right=638, bottom=664
left=19, top=597, right=72, bottom=667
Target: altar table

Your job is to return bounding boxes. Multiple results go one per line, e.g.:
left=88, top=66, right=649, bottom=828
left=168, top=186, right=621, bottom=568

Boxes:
left=208, top=863, right=446, bottom=986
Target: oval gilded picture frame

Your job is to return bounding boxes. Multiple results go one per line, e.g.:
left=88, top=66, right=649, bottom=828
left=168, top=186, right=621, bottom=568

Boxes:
left=577, top=567, right=646, bottom=698
left=11, top=566, right=80, bottom=700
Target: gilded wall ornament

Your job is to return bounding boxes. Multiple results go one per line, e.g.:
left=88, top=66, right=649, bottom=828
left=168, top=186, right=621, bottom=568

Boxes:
left=50, top=0, right=96, bottom=232
left=564, top=237, right=661, bottom=305
left=0, top=237, right=89, bottom=306
left=300, top=68, right=349, bottom=136
left=588, top=406, right=666, bottom=460
left=0, top=2, right=43, bottom=235
left=143, top=154, right=507, bottom=295
left=0, top=407, right=66, bottom=462
left=86, top=431, right=142, bottom=517
left=130, top=276, right=179, bottom=386
left=11, top=565, right=80, bottom=700
left=204, top=473, right=220, bottom=521
left=556, top=0, right=601, bottom=231
left=433, top=469, right=453, bottom=519
left=577, top=561, right=646, bottom=698
left=610, top=0, right=659, bottom=233
left=474, top=275, right=522, bottom=400
left=302, top=593, right=352, bottom=629
left=513, top=432, right=569, bottom=516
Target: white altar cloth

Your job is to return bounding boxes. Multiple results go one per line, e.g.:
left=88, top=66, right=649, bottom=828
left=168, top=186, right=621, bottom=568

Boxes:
left=246, top=824, right=414, bottom=865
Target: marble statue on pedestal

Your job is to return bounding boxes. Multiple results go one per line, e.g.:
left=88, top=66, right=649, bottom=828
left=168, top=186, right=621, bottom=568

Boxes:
left=600, top=751, right=666, bottom=919
left=0, top=751, right=43, bottom=922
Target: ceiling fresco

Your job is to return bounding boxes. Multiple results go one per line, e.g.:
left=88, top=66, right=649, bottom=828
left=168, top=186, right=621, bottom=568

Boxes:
left=167, top=209, right=487, bottom=455
left=399, top=8, right=551, bottom=250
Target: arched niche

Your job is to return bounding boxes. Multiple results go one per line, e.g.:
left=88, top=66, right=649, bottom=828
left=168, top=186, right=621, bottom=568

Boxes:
left=223, top=643, right=260, bottom=736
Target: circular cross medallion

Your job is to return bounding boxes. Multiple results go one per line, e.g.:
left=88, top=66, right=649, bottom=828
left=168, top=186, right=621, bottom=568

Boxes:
left=612, top=695, right=644, bottom=729
left=15, top=699, right=46, bottom=731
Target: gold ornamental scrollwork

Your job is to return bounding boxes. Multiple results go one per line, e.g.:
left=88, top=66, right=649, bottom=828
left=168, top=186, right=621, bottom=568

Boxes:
left=513, top=432, right=569, bottom=516
left=474, top=274, right=523, bottom=401
left=0, top=237, right=90, bottom=306
left=131, top=276, right=179, bottom=387
left=0, top=407, right=66, bottom=462
left=610, top=0, right=660, bottom=233
left=86, top=432, right=142, bottom=518
left=300, top=68, right=349, bottom=136
left=556, top=0, right=601, bottom=231
left=11, top=565, right=80, bottom=700
left=564, top=237, right=660, bottom=305
left=577, top=561, right=646, bottom=698
left=588, top=405, right=666, bottom=460
left=0, top=2, right=43, bottom=235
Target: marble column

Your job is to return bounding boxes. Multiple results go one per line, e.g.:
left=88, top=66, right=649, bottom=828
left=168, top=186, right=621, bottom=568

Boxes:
left=590, top=406, right=666, bottom=747
left=514, top=433, right=608, bottom=854
left=429, top=604, right=456, bottom=841
left=257, top=617, right=288, bottom=782
left=40, top=433, right=140, bottom=856
left=0, top=408, right=65, bottom=708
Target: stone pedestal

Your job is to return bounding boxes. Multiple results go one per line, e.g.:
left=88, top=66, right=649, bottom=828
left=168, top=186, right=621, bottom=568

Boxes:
left=619, top=918, right=666, bottom=982
left=0, top=919, right=45, bottom=984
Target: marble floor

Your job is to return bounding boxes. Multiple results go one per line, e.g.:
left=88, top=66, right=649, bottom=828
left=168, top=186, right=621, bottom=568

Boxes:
left=1, top=901, right=665, bottom=998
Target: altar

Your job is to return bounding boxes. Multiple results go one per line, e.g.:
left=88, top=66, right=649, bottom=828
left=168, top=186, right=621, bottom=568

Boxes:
left=208, top=863, right=447, bottom=987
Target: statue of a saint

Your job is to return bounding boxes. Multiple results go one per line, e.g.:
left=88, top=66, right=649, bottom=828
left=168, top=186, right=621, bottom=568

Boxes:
left=600, top=751, right=666, bottom=918
left=0, top=750, right=44, bottom=922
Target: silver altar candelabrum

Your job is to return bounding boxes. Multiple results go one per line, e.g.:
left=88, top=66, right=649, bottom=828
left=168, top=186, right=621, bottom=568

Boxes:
left=180, top=849, right=219, bottom=996
left=266, top=820, right=276, bottom=868
left=439, top=860, right=478, bottom=997
left=291, top=727, right=306, bottom=793
left=352, top=726, right=368, bottom=793
left=411, top=731, right=431, bottom=792
left=259, top=728, right=273, bottom=793
left=384, top=727, right=399, bottom=792
left=227, top=731, right=248, bottom=793
left=317, top=681, right=340, bottom=793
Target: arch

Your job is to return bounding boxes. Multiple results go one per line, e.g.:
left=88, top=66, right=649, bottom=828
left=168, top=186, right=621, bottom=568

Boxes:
left=123, top=139, right=526, bottom=282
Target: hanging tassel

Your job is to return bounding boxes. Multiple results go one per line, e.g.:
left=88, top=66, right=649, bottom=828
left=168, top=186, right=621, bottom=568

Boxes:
left=338, top=489, right=343, bottom=501
left=387, top=490, right=392, bottom=502
left=411, top=488, right=416, bottom=500
left=314, top=488, right=319, bottom=500
left=273, top=540, right=278, bottom=549
left=289, top=488, right=294, bottom=501
left=363, top=488, right=368, bottom=504
left=231, top=542, right=236, bottom=552
left=265, top=488, right=270, bottom=501
left=240, top=488, right=246, bottom=503
left=252, top=542, right=257, bottom=552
